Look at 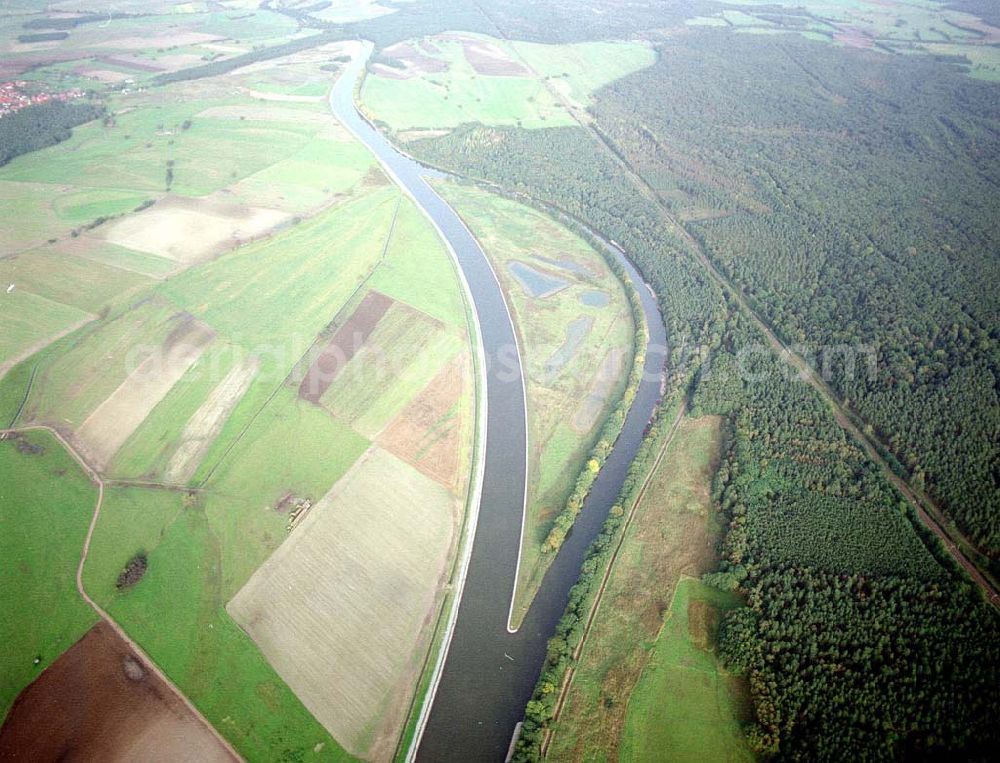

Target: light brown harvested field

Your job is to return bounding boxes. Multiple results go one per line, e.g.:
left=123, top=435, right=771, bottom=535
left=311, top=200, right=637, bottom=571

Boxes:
left=76, top=314, right=215, bottom=470
left=195, top=104, right=332, bottom=124
left=379, top=351, right=468, bottom=489
left=142, top=53, right=206, bottom=73
left=573, top=346, right=626, bottom=433
left=96, top=32, right=224, bottom=50
left=164, top=355, right=260, bottom=483
left=371, top=63, right=410, bottom=80
left=461, top=38, right=530, bottom=76
left=237, top=86, right=323, bottom=103
left=227, top=446, right=457, bottom=761
left=299, top=290, right=393, bottom=403
left=100, top=195, right=290, bottom=264
left=76, top=68, right=132, bottom=83
left=0, top=622, right=235, bottom=763
left=98, top=55, right=166, bottom=73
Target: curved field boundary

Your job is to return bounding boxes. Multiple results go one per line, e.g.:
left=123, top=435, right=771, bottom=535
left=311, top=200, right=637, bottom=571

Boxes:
left=0, top=425, right=244, bottom=761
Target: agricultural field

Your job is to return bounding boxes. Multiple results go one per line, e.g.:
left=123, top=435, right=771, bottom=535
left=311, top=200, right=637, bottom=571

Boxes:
left=1, top=39, right=477, bottom=762
left=683, top=0, right=1000, bottom=78
left=546, top=416, right=745, bottom=761
left=432, top=182, right=635, bottom=626
left=0, top=5, right=305, bottom=85
left=0, top=430, right=98, bottom=718
left=361, top=33, right=654, bottom=131
left=0, top=622, right=235, bottom=762
left=228, top=447, right=460, bottom=761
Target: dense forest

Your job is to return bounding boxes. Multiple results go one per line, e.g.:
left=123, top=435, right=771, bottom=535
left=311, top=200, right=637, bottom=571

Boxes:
left=407, top=21, right=1000, bottom=760
left=701, top=314, right=1000, bottom=760
left=0, top=100, right=104, bottom=167
left=593, top=33, right=1000, bottom=556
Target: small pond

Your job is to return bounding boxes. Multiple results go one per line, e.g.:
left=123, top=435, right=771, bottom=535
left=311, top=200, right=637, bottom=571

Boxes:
left=508, top=261, right=568, bottom=298
left=579, top=289, right=610, bottom=308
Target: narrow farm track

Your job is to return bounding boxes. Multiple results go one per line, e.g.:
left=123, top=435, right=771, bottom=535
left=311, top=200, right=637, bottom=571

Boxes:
left=0, top=425, right=243, bottom=761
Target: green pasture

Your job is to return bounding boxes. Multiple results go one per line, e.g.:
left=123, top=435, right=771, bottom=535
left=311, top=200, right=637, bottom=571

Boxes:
left=230, top=137, right=373, bottom=212
left=0, top=431, right=99, bottom=718
left=88, top=496, right=354, bottom=761
left=203, top=386, right=369, bottom=598
left=69, top=239, right=179, bottom=278
left=160, top=186, right=397, bottom=346
left=320, top=300, right=464, bottom=437
left=0, top=290, right=90, bottom=366
left=620, top=578, right=753, bottom=763
left=107, top=344, right=241, bottom=480
left=21, top=297, right=178, bottom=428
left=548, top=416, right=731, bottom=760
left=367, top=197, right=467, bottom=328
left=0, top=248, right=152, bottom=314
left=510, top=39, right=656, bottom=108
left=363, top=35, right=656, bottom=131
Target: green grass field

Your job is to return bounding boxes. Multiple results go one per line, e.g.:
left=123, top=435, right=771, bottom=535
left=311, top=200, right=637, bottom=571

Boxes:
left=434, top=182, right=635, bottom=625
left=362, top=34, right=654, bottom=131
left=0, top=431, right=99, bottom=718
left=160, top=186, right=397, bottom=345
left=86, top=495, right=354, bottom=762
left=620, top=578, right=753, bottom=762
left=0, top=248, right=152, bottom=314
left=547, top=416, right=751, bottom=761
left=1, top=43, right=476, bottom=760
left=21, top=297, right=179, bottom=429
left=0, top=290, right=90, bottom=368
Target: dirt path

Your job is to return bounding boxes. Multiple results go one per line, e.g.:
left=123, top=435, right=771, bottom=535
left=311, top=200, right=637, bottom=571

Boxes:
left=0, top=424, right=243, bottom=761
left=541, top=400, right=687, bottom=757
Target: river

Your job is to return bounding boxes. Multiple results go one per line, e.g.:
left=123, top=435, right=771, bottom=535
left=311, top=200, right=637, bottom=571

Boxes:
left=329, top=43, right=668, bottom=762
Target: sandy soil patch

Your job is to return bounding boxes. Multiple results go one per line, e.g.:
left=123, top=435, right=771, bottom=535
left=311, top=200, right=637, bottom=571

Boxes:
left=299, top=290, right=393, bottom=403
left=228, top=446, right=457, bottom=761
left=100, top=195, right=290, bottom=264
left=573, top=346, right=626, bottom=433
left=0, top=622, right=235, bottom=762
left=76, top=313, right=214, bottom=470
left=164, top=355, right=259, bottom=483
left=236, top=85, right=324, bottom=102
left=379, top=352, right=468, bottom=490
left=98, top=54, right=166, bottom=72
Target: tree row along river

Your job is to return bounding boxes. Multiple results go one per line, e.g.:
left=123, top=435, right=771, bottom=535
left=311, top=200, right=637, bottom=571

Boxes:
left=329, top=44, right=668, bottom=761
